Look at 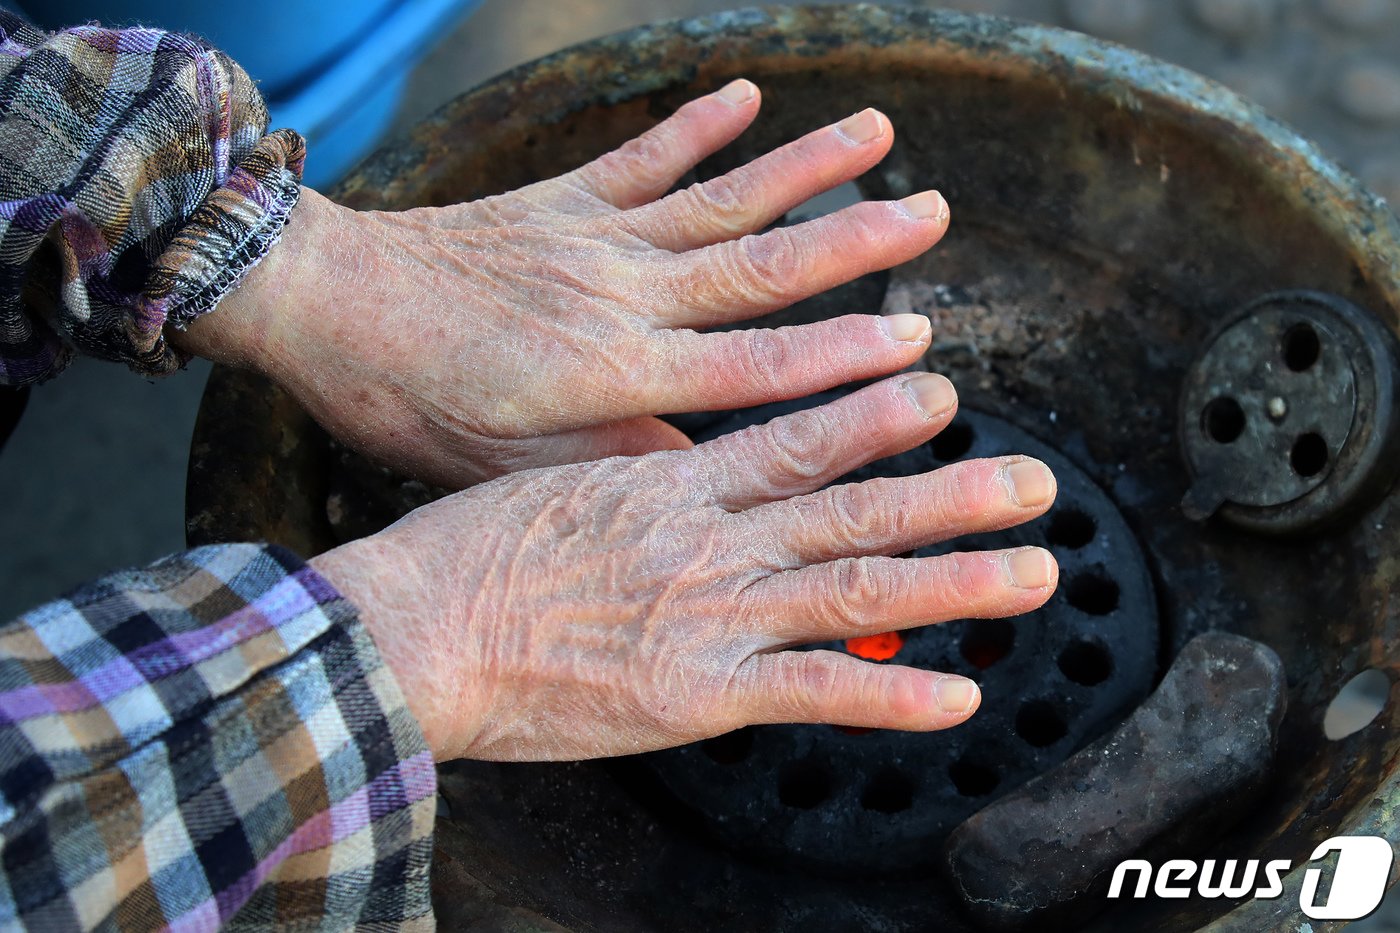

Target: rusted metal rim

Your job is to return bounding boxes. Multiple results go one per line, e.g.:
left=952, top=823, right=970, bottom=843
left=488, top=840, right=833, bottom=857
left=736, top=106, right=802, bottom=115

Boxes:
left=332, top=5, right=1400, bottom=314
left=187, top=8, right=1400, bottom=931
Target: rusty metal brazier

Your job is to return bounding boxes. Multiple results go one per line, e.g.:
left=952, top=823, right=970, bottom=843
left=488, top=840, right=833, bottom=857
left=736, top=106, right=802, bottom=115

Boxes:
left=187, top=7, right=1400, bottom=931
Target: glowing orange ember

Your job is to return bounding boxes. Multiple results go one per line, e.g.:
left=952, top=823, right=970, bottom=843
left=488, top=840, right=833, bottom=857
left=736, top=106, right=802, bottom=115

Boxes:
left=845, top=631, right=905, bottom=662
left=838, top=632, right=907, bottom=735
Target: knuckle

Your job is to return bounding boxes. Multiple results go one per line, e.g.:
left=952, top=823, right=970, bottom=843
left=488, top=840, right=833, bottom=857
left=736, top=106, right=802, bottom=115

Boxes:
left=885, top=673, right=930, bottom=722
left=632, top=129, right=673, bottom=168
left=645, top=448, right=703, bottom=497
left=793, top=653, right=837, bottom=694
left=827, top=482, right=888, bottom=549
left=734, top=227, right=800, bottom=299
left=760, top=414, right=828, bottom=483
left=691, top=174, right=756, bottom=234
left=934, top=553, right=1000, bottom=608
left=938, top=463, right=991, bottom=520
left=829, top=557, right=890, bottom=624
left=737, top=329, right=794, bottom=393
left=848, top=202, right=895, bottom=248
left=614, top=130, right=673, bottom=184
left=784, top=653, right=838, bottom=717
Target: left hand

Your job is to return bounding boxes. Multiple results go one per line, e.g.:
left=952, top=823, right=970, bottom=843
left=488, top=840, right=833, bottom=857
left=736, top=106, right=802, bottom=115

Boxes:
left=310, top=375, right=1060, bottom=761
left=179, top=80, right=950, bottom=486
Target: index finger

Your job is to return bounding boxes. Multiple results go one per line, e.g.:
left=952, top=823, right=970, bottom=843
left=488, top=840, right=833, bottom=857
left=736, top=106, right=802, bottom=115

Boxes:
left=692, top=374, right=958, bottom=510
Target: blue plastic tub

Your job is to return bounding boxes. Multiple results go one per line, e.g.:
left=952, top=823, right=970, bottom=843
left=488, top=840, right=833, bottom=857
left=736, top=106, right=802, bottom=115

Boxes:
left=21, top=0, right=479, bottom=187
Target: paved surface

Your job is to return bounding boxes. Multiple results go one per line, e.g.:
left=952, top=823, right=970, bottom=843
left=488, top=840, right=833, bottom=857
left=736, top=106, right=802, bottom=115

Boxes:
left=0, top=358, right=211, bottom=617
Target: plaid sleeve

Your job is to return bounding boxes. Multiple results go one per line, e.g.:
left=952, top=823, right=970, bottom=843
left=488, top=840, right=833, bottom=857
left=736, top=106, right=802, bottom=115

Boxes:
left=0, top=544, right=437, bottom=930
left=0, top=11, right=306, bottom=386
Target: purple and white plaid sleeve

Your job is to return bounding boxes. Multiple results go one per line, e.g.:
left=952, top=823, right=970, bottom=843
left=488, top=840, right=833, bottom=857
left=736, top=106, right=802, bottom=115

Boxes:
left=0, top=543, right=437, bottom=930
left=0, top=11, right=305, bottom=386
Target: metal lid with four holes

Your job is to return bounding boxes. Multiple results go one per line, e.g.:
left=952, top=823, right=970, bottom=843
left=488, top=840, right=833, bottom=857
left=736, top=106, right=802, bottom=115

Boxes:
left=1180, top=291, right=1400, bottom=533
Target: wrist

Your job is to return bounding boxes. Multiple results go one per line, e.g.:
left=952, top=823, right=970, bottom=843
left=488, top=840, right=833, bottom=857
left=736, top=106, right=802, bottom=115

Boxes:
left=309, top=536, right=464, bottom=760
left=170, top=186, right=337, bottom=371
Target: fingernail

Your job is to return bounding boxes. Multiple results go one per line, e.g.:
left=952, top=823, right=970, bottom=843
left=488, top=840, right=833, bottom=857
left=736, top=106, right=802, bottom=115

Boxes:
left=899, top=189, right=948, bottom=220
left=835, top=108, right=884, bottom=144
left=1007, top=547, right=1055, bottom=589
left=882, top=313, right=931, bottom=343
left=1004, top=459, right=1055, bottom=507
left=717, top=79, right=756, bottom=105
left=904, top=373, right=956, bottom=417
left=935, top=676, right=980, bottom=714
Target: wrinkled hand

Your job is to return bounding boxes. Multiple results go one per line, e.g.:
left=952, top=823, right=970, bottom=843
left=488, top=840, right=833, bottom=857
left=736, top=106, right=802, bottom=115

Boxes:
left=310, top=375, right=1059, bottom=761
left=183, top=81, right=949, bottom=486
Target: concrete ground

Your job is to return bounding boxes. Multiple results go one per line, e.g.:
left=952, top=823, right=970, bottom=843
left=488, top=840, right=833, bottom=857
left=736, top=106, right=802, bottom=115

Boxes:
left=3, top=2, right=1398, bottom=924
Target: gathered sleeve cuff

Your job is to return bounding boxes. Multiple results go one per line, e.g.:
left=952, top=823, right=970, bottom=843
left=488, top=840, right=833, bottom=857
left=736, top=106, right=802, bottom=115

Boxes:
left=0, top=13, right=306, bottom=386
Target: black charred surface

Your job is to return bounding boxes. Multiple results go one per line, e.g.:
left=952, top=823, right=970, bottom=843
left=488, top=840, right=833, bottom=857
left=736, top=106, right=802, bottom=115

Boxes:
left=944, top=632, right=1287, bottom=931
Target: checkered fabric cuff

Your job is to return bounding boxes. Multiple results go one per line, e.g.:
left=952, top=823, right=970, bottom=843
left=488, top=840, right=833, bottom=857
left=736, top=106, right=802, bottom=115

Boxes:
left=0, top=12, right=306, bottom=386
left=0, top=543, right=437, bottom=929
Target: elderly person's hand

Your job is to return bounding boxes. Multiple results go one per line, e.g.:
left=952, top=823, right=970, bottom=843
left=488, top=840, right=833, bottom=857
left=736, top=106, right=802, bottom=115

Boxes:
left=310, top=375, right=1058, bottom=760
left=178, top=81, right=948, bottom=486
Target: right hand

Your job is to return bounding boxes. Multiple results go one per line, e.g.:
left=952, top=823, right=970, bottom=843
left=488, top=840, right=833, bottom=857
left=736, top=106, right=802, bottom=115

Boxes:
left=311, top=374, right=1059, bottom=762
left=185, top=82, right=949, bottom=487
